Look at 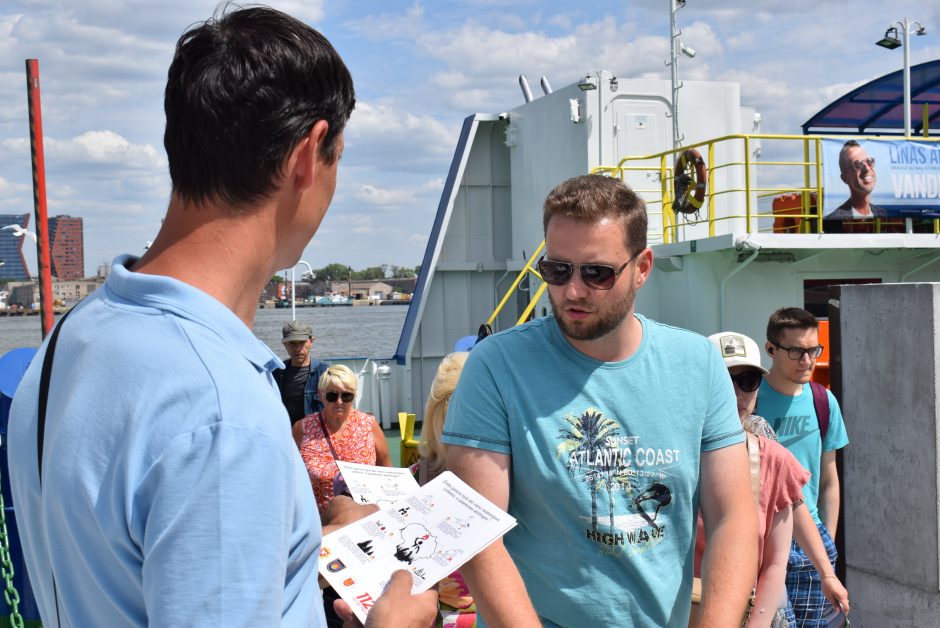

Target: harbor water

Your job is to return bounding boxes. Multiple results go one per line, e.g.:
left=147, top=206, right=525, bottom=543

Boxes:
left=0, top=305, right=408, bottom=360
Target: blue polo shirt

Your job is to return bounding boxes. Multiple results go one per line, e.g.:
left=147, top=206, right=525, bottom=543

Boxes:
left=8, top=255, right=325, bottom=626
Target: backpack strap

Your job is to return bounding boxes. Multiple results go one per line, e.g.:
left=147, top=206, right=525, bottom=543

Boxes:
left=809, top=381, right=830, bottom=441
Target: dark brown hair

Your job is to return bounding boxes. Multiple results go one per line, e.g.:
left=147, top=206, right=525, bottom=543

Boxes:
left=542, top=175, right=647, bottom=254
left=766, top=307, right=818, bottom=345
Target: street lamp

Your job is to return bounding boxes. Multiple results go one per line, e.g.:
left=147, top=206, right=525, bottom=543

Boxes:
left=876, top=18, right=928, bottom=136
left=289, top=260, right=314, bottom=320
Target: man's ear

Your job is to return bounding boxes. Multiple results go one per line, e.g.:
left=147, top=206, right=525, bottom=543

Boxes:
left=286, top=120, right=330, bottom=192
left=633, top=248, right=654, bottom=289
left=765, top=342, right=774, bottom=356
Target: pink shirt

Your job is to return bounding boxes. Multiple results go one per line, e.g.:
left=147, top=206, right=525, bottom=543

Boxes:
left=299, top=409, right=377, bottom=513
left=695, top=435, right=809, bottom=575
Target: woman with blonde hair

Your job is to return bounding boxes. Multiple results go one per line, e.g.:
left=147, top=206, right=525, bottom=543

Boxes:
left=416, top=351, right=475, bottom=628
left=417, top=351, right=469, bottom=484
left=293, top=364, right=391, bottom=514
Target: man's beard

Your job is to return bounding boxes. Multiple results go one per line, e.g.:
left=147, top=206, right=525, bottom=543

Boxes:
left=549, top=281, right=636, bottom=342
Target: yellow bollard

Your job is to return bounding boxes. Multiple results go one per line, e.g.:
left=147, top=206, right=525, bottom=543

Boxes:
left=398, top=411, right=420, bottom=468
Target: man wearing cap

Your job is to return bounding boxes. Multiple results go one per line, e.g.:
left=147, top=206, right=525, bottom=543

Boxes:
left=274, top=320, right=330, bottom=424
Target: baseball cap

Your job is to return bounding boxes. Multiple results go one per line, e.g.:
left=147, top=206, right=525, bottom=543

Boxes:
left=707, top=331, right=768, bottom=374
left=282, top=320, right=313, bottom=343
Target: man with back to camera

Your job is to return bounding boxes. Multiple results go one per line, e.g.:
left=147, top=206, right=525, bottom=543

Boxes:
left=274, top=320, right=330, bottom=424
left=826, top=140, right=887, bottom=221
left=7, top=6, right=434, bottom=627
left=756, top=307, right=849, bottom=626
left=442, top=174, right=758, bottom=627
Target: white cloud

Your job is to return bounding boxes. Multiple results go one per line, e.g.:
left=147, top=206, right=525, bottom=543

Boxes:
left=357, top=184, right=416, bottom=206
left=3, top=131, right=164, bottom=169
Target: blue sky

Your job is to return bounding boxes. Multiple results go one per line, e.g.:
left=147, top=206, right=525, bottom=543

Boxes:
left=1, top=1, right=937, bottom=277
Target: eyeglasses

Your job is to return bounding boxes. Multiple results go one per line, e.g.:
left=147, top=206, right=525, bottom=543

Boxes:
left=324, top=391, right=355, bottom=403
left=729, top=370, right=762, bottom=393
left=850, top=157, right=875, bottom=171
left=771, top=342, right=824, bottom=360
left=537, top=254, right=637, bottom=290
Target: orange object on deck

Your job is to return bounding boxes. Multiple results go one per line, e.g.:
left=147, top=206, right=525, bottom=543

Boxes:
left=811, top=319, right=830, bottom=388
left=772, top=192, right=817, bottom=234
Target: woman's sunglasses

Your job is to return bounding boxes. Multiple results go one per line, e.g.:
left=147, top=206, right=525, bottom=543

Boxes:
left=324, top=391, right=355, bottom=403
left=729, top=370, right=763, bottom=393
left=536, top=255, right=635, bottom=290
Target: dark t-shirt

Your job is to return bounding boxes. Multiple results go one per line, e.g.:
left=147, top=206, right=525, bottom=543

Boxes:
left=280, top=364, right=310, bottom=424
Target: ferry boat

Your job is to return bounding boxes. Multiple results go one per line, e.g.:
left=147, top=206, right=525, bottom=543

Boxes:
left=338, top=63, right=940, bottom=433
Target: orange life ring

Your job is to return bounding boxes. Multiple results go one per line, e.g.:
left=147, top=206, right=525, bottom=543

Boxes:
left=673, top=149, right=708, bottom=215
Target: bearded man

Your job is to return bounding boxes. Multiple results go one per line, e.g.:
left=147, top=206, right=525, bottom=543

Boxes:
left=442, top=174, right=757, bottom=627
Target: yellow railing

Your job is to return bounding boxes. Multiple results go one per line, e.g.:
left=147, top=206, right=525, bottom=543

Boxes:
left=594, top=133, right=940, bottom=242
left=484, top=133, right=940, bottom=332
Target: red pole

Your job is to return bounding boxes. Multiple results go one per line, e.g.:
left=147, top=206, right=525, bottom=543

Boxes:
left=25, top=59, right=55, bottom=339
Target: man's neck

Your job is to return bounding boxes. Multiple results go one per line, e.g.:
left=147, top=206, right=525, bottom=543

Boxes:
left=290, top=357, right=312, bottom=368
left=764, top=370, right=805, bottom=396
left=133, top=195, right=284, bottom=328
left=849, top=194, right=872, bottom=214
left=563, top=312, right=642, bottom=363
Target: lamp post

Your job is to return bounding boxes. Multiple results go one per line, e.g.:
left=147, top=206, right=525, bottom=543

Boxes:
left=289, top=260, right=314, bottom=320
left=876, top=18, right=927, bottom=136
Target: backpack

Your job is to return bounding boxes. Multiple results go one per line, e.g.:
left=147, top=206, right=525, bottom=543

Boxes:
left=809, top=381, right=831, bottom=440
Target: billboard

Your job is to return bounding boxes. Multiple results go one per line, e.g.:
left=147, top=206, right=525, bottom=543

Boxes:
left=822, top=139, right=940, bottom=219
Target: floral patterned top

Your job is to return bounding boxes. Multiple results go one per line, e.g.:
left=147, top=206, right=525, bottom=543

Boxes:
left=299, top=408, right=377, bottom=513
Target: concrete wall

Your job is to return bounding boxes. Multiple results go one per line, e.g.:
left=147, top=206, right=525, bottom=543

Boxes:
left=840, top=282, right=940, bottom=625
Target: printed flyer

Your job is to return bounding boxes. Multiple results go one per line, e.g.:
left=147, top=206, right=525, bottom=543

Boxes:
left=335, top=460, right=420, bottom=507
left=318, top=471, right=516, bottom=623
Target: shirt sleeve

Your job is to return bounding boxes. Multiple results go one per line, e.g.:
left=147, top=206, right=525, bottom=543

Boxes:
left=761, top=438, right=811, bottom=517
left=440, top=341, right=512, bottom=455
left=701, top=340, right=745, bottom=452
left=822, top=389, right=849, bottom=452
left=134, top=423, right=309, bottom=625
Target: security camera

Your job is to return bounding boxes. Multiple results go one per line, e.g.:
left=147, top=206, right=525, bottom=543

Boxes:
left=680, top=44, right=696, bottom=59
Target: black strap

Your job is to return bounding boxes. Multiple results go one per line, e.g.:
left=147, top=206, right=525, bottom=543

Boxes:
left=37, top=308, right=73, bottom=486
left=36, top=307, right=72, bottom=628
left=318, top=414, right=341, bottom=462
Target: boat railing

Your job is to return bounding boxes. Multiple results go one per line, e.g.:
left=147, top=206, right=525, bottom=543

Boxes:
left=593, top=133, right=940, bottom=244
left=484, top=133, right=940, bottom=331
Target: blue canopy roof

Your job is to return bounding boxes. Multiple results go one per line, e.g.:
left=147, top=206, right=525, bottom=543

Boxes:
left=802, top=59, right=940, bottom=135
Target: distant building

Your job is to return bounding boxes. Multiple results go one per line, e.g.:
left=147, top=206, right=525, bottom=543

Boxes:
left=49, top=215, right=84, bottom=280
left=0, top=213, right=32, bottom=280
left=53, top=279, right=101, bottom=306
left=330, top=280, right=394, bottom=300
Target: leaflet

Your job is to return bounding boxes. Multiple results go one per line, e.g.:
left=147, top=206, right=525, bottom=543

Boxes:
left=318, top=471, right=516, bottom=623
left=335, top=460, right=420, bottom=507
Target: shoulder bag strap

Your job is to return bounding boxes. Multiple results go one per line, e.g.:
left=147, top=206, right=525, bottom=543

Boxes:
left=745, top=432, right=761, bottom=506
left=318, top=414, right=341, bottom=462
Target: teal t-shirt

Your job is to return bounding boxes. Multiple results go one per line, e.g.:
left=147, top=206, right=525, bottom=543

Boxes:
left=755, top=381, right=848, bottom=525
left=441, top=314, right=743, bottom=628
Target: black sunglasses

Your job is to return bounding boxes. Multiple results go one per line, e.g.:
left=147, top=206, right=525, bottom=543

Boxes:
left=729, top=370, right=762, bottom=393
left=324, top=391, right=355, bottom=403
left=537, top=254, right=637, bottom=290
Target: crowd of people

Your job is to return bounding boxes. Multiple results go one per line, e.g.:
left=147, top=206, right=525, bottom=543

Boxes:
left=5, top=5, right=853, bottom=628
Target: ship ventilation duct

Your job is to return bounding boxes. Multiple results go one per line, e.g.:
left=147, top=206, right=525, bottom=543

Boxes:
left=540, top=76, right=553, bottom=95
left=519, top=74, right=534, bottom=103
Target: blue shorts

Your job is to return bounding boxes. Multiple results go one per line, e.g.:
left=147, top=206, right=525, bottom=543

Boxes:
left=785, top=521, right=838, bottom=627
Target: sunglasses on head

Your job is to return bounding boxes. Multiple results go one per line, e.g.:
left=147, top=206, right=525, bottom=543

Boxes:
left=324, top=391, right=355, bottom=403
left=729, top=370, right=762, bottom=393
left=537, top=254, right=637, bottom=290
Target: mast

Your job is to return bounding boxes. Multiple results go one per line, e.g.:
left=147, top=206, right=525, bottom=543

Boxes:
left=25, top=59, right=55, bottom=338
